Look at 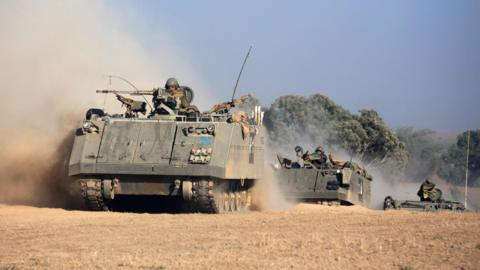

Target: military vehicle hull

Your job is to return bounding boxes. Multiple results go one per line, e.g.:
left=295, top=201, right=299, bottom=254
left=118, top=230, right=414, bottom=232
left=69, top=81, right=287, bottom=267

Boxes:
left=383, top=196, right=465, bottom=212
left=273, top=166, right=372, bottom=208
left=69, top=114, right=264, bottom=213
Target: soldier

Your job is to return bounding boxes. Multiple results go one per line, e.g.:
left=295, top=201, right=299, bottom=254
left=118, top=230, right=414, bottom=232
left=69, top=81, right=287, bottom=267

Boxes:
left=165, top=77, right=179, bottom=90
left=152, top=78, right=197, bottom=115
left=417, top=179, right=437, bottom=201
left=165, top=77, right=191, bottom=109
left=309, top=146, right=329, bottom=169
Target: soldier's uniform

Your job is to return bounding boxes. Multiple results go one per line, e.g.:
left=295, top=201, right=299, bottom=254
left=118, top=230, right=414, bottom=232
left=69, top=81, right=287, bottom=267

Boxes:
left=308, top=146, right=329, bottom=169
left=152, top=78, right=197, bottom=115
left=417, top=179, right=436, bottom=201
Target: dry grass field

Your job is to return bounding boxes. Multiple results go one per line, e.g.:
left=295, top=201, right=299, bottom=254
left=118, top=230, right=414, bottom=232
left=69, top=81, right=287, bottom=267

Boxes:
left=0, top=204, right=479, bottom=270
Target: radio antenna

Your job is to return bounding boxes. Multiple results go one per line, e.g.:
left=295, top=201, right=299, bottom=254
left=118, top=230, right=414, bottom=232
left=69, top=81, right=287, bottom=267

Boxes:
left=464, top=129, right=471, bottom=209
left=231, top=45, right=253, bottom=103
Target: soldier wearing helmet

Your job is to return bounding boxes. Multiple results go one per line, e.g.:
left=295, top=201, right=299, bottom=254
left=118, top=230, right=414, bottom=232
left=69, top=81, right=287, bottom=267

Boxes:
left=417, top=179, right=438, bottom=201
left=165, top=77, right=179, bottom=92
left=165, top=77, right=186, bottom=108
left=309, top=146, right=329, bottom=169
left=151, top=77, right=197, bottom=116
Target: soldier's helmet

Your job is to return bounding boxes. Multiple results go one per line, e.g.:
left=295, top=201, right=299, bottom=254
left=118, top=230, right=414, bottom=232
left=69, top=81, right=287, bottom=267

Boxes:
left=165, top=77, right=179, bottom=90
left=314, top=146, right=324, bottom=153
left=294, top=146, right=303, bottom=154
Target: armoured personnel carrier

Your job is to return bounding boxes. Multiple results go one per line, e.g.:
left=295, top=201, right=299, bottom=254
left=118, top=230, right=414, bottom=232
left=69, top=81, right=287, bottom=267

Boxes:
left=68, top=78, right=265, bottom=213
left=383, top=180, right=465, bottom=212
left=273, top=146, right=372, bottom=207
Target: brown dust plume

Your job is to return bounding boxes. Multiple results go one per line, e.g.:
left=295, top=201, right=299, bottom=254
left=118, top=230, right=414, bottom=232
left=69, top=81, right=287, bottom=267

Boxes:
left=0, top=1, right=210, bottom=207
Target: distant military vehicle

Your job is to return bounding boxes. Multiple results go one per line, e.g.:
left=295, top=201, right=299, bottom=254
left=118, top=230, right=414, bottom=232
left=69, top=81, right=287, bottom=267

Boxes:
left=383, top=180, right=465, bottom=212
left=68, top=77, right=265, bottom=213
left=273, top=146, right=372, bottom=207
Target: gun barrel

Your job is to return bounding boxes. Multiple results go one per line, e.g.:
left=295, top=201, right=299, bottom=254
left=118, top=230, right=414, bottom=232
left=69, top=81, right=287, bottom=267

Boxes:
left=96, top=89, right=155, bottom=95
left=96, top=89, right=131, bottom=94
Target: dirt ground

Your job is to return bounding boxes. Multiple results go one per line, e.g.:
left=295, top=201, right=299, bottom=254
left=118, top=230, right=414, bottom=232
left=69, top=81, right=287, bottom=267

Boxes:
left=0, top=204, right=479, bottom=270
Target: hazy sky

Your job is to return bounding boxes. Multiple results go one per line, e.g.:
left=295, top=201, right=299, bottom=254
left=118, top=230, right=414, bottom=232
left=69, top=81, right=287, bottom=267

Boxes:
left=109, top=0, right=479, bottom=132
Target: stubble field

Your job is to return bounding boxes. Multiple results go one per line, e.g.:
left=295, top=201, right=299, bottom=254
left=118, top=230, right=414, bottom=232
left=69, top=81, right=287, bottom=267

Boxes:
left=0, top=204, right=479, bottom=270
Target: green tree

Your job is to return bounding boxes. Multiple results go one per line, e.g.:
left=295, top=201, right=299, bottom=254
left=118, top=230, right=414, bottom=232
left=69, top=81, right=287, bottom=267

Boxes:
left=355, top=110, right=407, bottom=170
left=439, top=130, right=480, bottom=186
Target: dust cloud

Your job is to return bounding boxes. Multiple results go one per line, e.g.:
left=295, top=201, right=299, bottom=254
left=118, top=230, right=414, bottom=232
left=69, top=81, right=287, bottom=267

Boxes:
left=368, top=170, right=401, bottom=209
left=0, top=1, right=210, bottom=207
left=251, top=138, right=295, bottom=211
left=251, top=165, right=294, bottom=211
left=0, top=129, right=81, bottom=208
